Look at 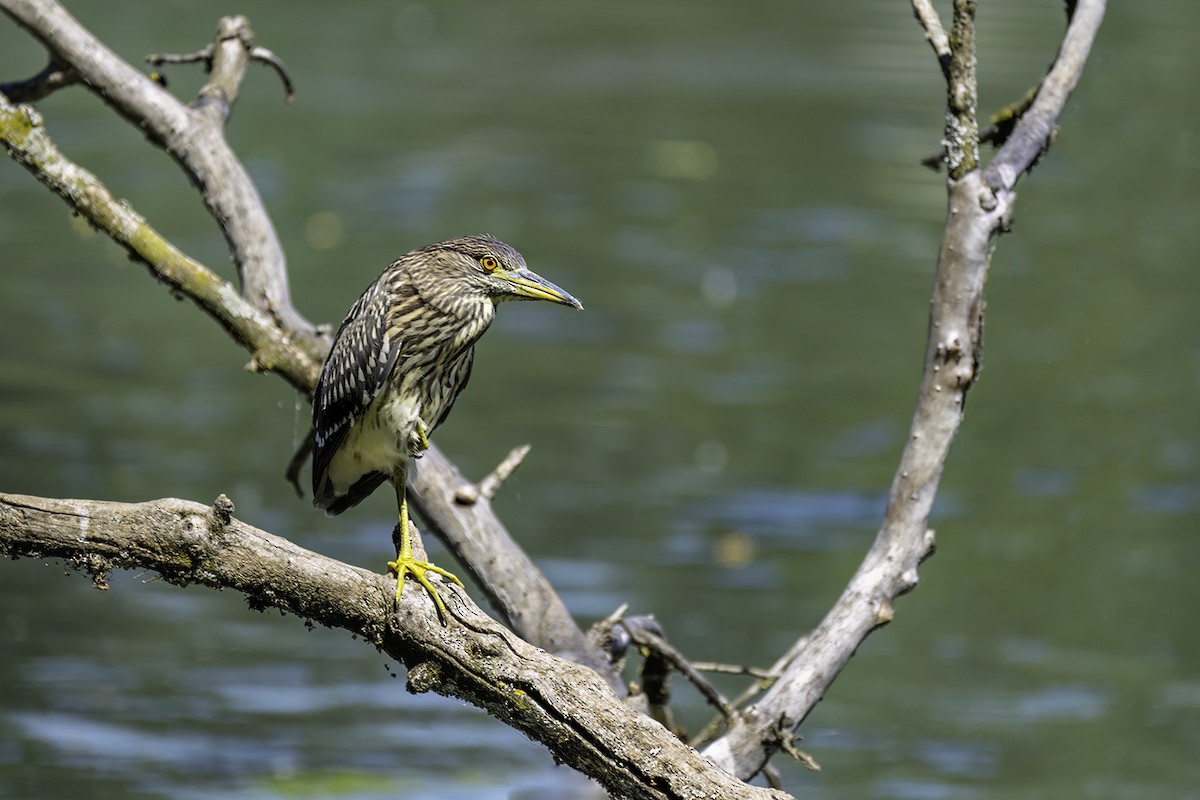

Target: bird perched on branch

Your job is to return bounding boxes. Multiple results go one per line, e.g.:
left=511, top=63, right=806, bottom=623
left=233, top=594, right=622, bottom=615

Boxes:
left=311, top=235, right=582, bottom=617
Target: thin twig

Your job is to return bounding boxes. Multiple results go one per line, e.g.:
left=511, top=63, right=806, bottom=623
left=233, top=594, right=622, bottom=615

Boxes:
left=250, top=46, right=295, bottom=102
left=910, top=0, right=951, bottom=82
left=690, top=632, right=798, bottom=751
left=776, top=729, right=821, bottom=773
left=454, top=444, right=532, bottom=504
left=691, top=662, right=777, bottom=680
left=145, top=46, right=214, bottom=68
left=148, top=34, right=295, bottom=105
left=624, top=619, right=733, bottom=722
left=0, top=58, right=77, bottom=102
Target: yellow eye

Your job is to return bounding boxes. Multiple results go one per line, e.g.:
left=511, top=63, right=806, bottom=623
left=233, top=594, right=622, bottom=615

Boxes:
left=480, top=255, right=500, bottom=271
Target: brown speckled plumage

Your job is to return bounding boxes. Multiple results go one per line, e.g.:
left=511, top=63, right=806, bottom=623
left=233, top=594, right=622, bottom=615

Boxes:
left=312, top=235, right=580, bottom=516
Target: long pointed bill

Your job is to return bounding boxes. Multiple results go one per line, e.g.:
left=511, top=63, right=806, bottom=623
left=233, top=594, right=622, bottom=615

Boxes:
left=499, top=268, right=584, bottom=309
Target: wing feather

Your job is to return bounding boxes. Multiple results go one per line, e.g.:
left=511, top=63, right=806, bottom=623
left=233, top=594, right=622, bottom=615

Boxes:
left=311, top=273, right=406, bottom=503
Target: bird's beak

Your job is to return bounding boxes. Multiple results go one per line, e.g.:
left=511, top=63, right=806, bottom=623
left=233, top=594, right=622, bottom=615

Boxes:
left=499, top=268, right=584, bottom=310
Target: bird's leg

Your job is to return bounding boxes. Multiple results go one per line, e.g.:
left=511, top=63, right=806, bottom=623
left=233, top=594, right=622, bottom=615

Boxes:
left=387, top=471, right=463, bottom=619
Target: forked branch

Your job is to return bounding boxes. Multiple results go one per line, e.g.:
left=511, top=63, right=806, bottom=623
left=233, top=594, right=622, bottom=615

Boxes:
left=698, top=0, right=1105, bottom=780
left=1, top=0, right=318, bottom=350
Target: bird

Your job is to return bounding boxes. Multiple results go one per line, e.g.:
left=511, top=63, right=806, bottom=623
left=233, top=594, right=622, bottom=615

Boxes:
left=311, top=235, right=582, bottom=617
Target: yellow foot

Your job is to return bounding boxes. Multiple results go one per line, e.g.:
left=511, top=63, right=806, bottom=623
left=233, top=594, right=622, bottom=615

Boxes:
left=408, top=418, right=431, bottom=459
left=387, top=554, right=464, bottom=617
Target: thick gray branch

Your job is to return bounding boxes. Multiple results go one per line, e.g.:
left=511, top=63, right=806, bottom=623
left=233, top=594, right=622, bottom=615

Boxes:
left=702, top=170, right=1002, bottom=782
left=700, top=0, right=1104, bottom=779
left=0, top=492, right=787, bottom=800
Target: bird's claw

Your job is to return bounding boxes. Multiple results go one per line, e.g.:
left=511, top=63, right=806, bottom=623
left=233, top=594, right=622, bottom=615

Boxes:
left=388, top=555, right=464, bottom=619
left=407, top=419, right=431, bottom=459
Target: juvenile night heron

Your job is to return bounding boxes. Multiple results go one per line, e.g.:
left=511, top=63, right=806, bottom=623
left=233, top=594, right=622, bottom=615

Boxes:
left=311, top=235, right=582, bottom=616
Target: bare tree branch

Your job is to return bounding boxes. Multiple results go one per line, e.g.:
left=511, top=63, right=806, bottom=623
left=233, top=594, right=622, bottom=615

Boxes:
left=699, top=0, right=1105, bottom=780
left=454, top=444, right=532, bottom=504
left=0, top=57, right=77, bottom=101
left=621, top=617, right=734, bottom=724
left=247, top=46, right=296, bottom=102
left=984, top=0, right=1106, bottom=191
left=917, top=0, right=1102, bottom=174
left=185, top=15, right=256, bottom=123
left=145, top=16, right=295, bottom=120
left=910, top=0, right=950, bottom=82
left=0, top=94, right=322, bottom=395
left=945, top=0, right=980, bottom=179
left=0, top=492, right=788, bottom=800
left=146, top=35, right=296, bottom=105
left=0, top=0, right=319, bottom=349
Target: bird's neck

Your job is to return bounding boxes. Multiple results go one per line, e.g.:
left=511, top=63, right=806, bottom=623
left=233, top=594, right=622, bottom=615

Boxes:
left=422, top=284, right=495, bottom=350
left=451, top=297, right=495, bottom=351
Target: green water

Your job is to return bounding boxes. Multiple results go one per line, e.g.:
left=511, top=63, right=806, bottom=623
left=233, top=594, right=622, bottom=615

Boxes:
left=2, top=1, right=1198, bottom=798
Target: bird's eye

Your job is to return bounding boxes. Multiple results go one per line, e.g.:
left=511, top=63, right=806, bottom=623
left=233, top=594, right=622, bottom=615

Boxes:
left=480, top=255, right=500, bottom=272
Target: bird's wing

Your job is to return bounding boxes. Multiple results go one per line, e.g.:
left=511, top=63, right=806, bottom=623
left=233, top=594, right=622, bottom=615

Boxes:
left=311, top=276, right=406, bottom=494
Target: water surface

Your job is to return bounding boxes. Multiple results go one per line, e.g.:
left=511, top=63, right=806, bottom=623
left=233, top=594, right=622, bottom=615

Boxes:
left=2, top=2, right=1198, bottom=798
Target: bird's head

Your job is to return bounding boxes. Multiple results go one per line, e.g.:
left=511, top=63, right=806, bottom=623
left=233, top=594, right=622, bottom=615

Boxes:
left=410, top=235, right=583, bottom=312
